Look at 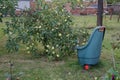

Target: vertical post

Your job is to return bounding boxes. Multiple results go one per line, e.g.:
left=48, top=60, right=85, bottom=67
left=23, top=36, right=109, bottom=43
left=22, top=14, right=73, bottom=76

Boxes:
left=97, top=0, right=103, bottom=26
left=10, top=61, right=13, bottom=80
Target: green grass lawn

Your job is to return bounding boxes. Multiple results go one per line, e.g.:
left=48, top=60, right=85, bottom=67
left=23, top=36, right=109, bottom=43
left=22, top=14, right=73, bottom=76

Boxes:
left=0, top=15, right=120, bottom=80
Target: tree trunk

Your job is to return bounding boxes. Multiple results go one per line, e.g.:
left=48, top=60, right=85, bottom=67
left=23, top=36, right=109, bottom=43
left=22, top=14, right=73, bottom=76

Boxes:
left=109, top=13, right=112, bottom=20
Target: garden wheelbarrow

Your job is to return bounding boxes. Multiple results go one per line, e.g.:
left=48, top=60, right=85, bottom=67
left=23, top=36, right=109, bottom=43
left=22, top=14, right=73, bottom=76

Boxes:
left=76, top=26, right=105, bottom=69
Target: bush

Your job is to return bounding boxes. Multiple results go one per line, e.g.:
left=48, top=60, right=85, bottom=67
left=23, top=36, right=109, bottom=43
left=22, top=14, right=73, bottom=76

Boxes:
left=4, top=0, right=88, bottom=60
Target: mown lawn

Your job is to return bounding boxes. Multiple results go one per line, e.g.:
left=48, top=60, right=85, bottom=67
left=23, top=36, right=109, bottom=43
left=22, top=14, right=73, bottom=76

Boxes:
left=0, top=15, right=120, bottom=80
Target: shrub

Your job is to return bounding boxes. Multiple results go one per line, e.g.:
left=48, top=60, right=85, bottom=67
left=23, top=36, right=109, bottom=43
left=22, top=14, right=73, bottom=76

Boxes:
left=4, top=0, right=88, bottom=60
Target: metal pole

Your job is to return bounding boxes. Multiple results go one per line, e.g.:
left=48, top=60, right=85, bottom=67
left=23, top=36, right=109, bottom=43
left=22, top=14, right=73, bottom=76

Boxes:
left=97, top=0, right=103, bottom=26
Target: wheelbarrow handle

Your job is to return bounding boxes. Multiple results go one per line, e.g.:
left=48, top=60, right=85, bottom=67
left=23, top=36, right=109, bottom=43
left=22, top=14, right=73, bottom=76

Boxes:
left=99, top=26, right=105, bottom=32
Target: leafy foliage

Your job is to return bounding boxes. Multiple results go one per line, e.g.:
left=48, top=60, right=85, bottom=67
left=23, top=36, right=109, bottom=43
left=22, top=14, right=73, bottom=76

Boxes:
left=106, top=0, right=120, bottom=4
left=74, top=28, right=89, bottom=46
left=111, top=33, right=120, bottom=59
left=53, top=0, right=83, bottom=8
left=4, top=0, right=88, bottom=60
left=111, top=33, right=120, bottom=50
left=103, top=33, right=120, bottom=80
left=0, top=0, right=17, bottom=22
left=104, top=68, right=120, bottom=80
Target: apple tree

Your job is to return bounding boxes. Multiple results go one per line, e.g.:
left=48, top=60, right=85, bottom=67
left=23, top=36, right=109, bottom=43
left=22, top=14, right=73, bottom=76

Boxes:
left=4, top=0, right=88, bottom=60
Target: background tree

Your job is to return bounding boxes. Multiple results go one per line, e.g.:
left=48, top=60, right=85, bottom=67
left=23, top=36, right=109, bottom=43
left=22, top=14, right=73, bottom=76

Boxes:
left=106, top=0, right=120, bottom=22
left=106, top=0, right=120, bottom=4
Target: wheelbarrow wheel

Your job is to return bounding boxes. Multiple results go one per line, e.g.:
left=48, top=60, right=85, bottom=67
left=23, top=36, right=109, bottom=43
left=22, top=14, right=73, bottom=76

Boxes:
left=84, top=64, right=90, bottom=70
